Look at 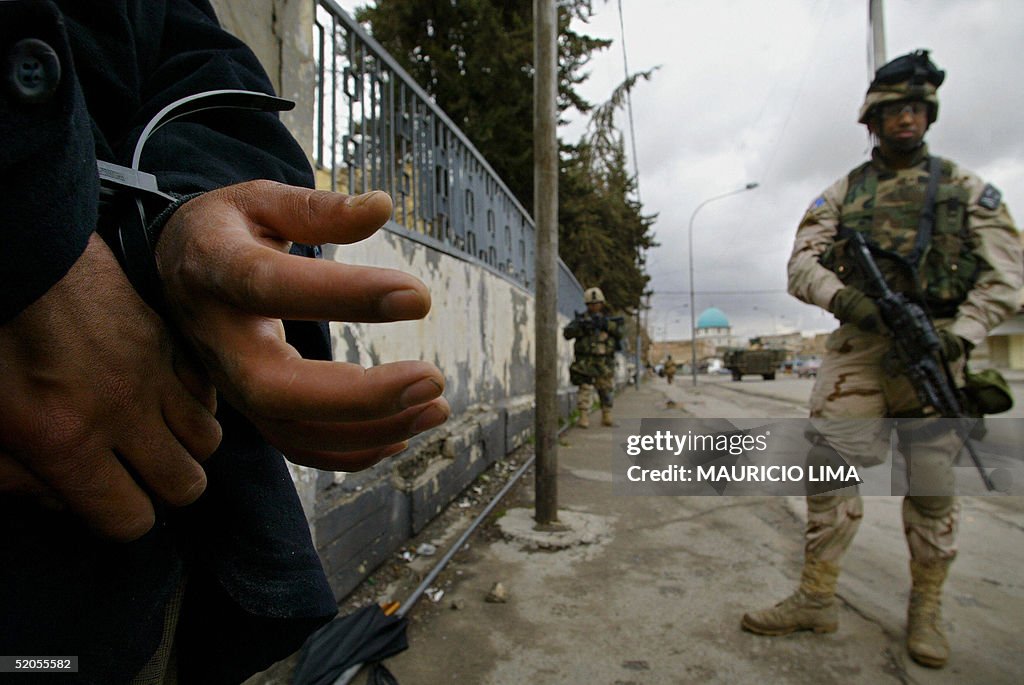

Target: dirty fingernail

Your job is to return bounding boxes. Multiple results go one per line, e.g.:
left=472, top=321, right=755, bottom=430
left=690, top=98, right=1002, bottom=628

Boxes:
left=411, top=401, right=450, bottom=433
left=401, top=377, right=444, bottom=409
left=345, top=190, right=382, bottom=207
left=381, top=288, right=429, bottom=319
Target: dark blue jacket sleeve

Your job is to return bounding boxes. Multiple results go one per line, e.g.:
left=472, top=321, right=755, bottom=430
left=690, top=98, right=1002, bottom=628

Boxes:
left=0, top=0, right=97, bottom=323
left=47, top=0, right=314, bottom=194
left=2, top=0, right=329, bottom=356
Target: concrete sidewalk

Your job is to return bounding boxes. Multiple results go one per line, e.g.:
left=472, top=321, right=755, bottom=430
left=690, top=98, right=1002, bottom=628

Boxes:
left=372, top=380, right=1024, bottom=684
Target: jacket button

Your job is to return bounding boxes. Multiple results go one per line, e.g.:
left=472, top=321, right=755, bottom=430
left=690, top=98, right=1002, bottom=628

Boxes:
left=6, top=38, right=61, bottom=104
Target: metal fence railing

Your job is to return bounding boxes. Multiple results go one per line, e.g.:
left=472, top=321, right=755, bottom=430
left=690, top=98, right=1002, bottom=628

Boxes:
left=314, top=0, right=551, bottom=293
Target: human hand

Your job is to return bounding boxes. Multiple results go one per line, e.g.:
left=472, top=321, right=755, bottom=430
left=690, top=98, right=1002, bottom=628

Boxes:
left=156, top=181, right=450, bottom=471
left=0, top=234, right=222, bottom=540
left=829, top=286, right=884, bottom=333
left=937, top=329, right=969, bottom=361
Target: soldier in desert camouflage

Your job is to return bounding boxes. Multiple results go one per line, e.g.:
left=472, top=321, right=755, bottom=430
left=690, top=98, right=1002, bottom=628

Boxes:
left=741, top=50, right=1022, bottom=668
left=663, top=355, right=677, bottom=385
left=564, top=287, right=623, bottom=428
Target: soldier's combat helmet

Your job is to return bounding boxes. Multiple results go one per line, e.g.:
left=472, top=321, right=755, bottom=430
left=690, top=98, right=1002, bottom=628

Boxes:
left=584, top=287, right=606, bottom=304
left=858, top=49, right=945, bottom=125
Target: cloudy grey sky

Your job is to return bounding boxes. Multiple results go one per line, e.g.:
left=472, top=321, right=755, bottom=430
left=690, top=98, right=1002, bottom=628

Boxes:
left=563, top=0, right=1024, bottom=341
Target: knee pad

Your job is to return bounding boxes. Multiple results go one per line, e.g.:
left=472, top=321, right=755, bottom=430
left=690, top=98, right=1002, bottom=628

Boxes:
left=906, top=494, right=956, bottom=520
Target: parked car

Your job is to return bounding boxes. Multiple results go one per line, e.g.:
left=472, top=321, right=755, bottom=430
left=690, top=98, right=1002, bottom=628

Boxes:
left=795, top=358, right=821, bottom=378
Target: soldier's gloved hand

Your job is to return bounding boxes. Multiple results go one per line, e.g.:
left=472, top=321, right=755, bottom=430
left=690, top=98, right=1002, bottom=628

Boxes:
left=937, top=329, right=971, bottom=361
left=829, top=287, right=883, bottom=333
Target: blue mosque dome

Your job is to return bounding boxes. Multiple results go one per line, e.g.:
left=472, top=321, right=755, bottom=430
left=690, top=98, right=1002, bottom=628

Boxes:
left=696, top=307, right=730, bottom=330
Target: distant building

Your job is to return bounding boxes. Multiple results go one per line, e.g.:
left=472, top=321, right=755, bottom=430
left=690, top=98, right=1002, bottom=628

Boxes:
left=650, top=338, right=717, bottom=367
left=758, top=331, right=804, bottom=353
left=696, top=307, right=740, bottom=351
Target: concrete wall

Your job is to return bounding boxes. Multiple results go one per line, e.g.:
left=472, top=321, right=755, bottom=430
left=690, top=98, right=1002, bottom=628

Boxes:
left=327, top=230, right=553, bottom=413
left=289, top=226, right=577, bottom=598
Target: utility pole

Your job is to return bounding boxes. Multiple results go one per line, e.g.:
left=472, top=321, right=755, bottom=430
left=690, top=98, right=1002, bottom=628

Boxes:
left=634, top=309, right=642, bottom=387
left=533, top=0, right=559, bottom=526
left=868, top=0, right=886, bottom=75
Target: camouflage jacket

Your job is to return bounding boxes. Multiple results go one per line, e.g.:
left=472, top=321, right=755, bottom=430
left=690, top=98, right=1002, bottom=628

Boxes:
left=563, top=311, right=623, bottom=360
left=788, top=145, right=1022, bottom=346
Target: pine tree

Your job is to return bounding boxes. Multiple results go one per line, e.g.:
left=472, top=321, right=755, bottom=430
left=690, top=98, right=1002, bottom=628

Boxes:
left=355, top=1, right=655, bottom=312
left=356, top=0, right=606, bottom=210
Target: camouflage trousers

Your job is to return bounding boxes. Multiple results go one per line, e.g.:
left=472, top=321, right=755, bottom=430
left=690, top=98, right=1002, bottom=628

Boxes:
left=573, top=356, right=610, bottom=409
left=804, top=323, right=965, bottom=564
left=576, top=377, right=614, bottom=412
left=805, top=494, right=960, bottom=565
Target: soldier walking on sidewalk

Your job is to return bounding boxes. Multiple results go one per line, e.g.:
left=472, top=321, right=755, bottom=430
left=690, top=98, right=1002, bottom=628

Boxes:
left=564, top=287, right=624, bottom=428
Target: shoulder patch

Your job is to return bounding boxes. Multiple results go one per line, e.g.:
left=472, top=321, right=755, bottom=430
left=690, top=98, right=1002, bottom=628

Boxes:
left=978, top=183, right=1002, bottom=211
left=811, top=196, right=826, bottom=210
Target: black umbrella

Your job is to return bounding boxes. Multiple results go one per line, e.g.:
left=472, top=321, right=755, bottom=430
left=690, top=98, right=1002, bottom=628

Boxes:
left=292, top=604, right=408, bottom=685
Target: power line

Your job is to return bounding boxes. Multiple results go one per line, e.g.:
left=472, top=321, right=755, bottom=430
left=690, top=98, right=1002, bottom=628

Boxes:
left=617, top=0, right=641, bottom=204
left=758, top=0, right=834, bottom=183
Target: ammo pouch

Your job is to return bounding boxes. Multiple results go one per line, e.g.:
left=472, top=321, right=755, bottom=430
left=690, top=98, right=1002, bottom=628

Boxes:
left=919, top=184, right=979, bottom=314
left=962, top=367, right=1014, bottom=416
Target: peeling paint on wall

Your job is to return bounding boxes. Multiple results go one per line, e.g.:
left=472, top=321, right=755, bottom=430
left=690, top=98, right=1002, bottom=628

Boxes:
left=323, top=230, right=575, bottom=420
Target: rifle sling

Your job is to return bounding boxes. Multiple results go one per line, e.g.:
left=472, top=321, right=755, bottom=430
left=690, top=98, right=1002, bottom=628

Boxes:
left=907, top=154, right=943, bottom=273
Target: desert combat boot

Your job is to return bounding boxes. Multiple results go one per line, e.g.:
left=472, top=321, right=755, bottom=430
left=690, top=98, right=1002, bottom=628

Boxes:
left=601, top=408, right=616, bottom=427
left=741, top=558, right=840, bottom=635
left=907, top=559, right=951, bottom=668
left=577, top=410, right=590, bottom=429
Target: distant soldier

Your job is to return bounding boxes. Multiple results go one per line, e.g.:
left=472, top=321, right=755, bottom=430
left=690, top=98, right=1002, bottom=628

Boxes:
left=664, top=355, right=677, bottom=384
left=564, top=287, right=624, bottom=428
left=742, top=50, right=1022, bottom=669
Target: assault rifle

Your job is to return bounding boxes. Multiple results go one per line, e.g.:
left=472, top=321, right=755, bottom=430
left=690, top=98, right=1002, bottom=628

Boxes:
left=571, top=311, right=595, bottom=333
left=572, top=311, right=625, bottom=333
left=847, top=231, right=995, bottom=491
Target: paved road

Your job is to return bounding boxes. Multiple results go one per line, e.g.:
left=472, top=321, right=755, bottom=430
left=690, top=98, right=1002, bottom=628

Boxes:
left=662, top=370, right=1024, bottom=419
left=665, top=373, right=1024, bottom=495
left=661, top=373, right=813, bottom=418
left=347, top=376, right=1024, bottom=685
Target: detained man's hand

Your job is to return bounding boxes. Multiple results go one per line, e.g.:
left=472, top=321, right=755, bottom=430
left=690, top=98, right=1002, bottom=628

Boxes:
left=0, top=234, right=222, bottom=540
left=156, top=181, right=449, bottom=472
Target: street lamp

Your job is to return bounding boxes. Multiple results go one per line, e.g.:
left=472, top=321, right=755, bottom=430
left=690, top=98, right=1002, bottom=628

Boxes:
left=688, top=182, right=759, bottom=386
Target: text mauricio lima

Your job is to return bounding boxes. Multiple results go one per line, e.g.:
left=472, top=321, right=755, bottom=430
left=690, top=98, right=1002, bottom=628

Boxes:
left=625, top=464, right=861, bottom=484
